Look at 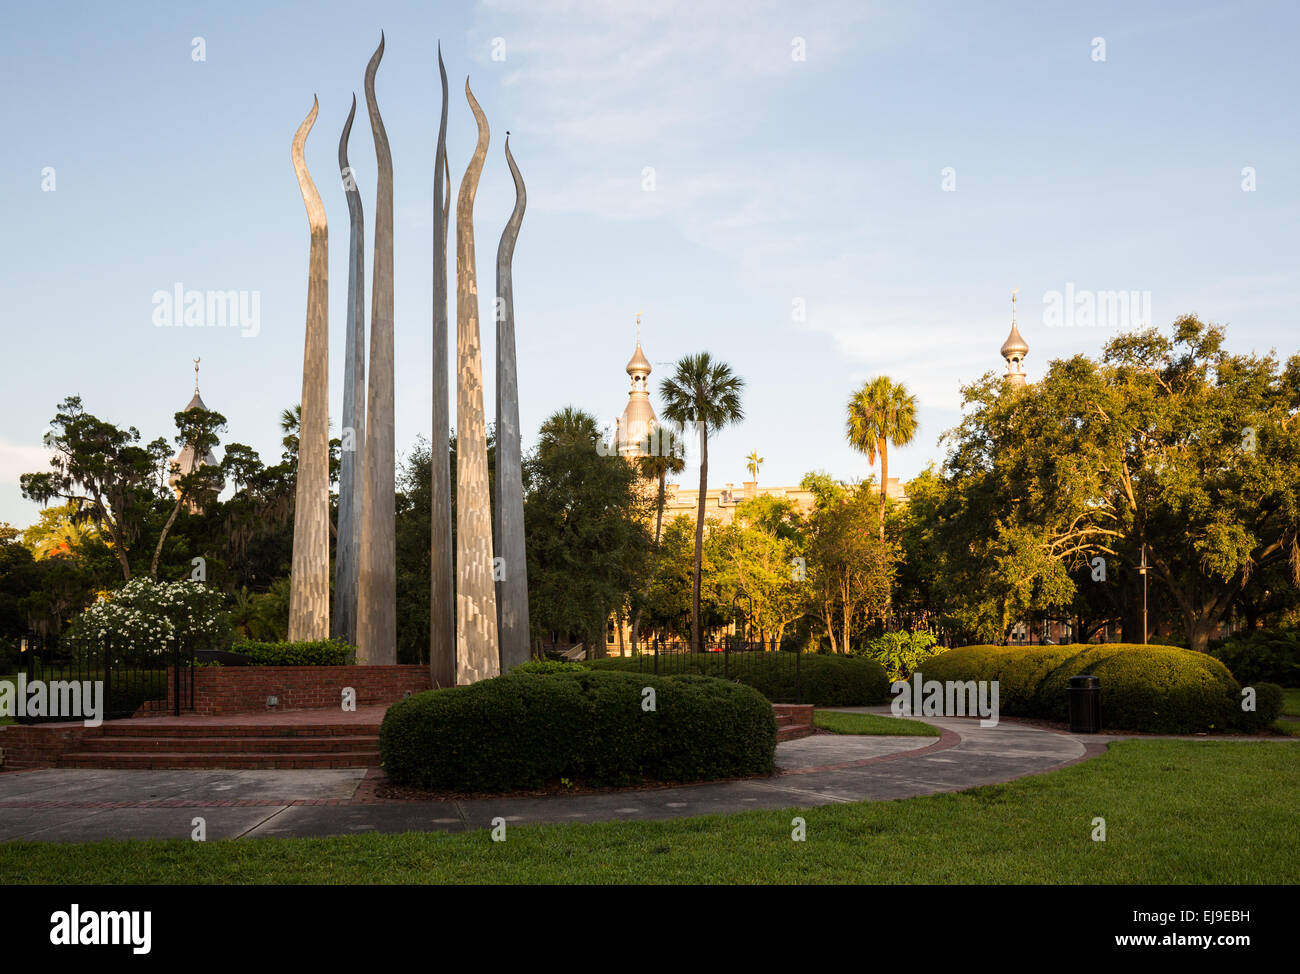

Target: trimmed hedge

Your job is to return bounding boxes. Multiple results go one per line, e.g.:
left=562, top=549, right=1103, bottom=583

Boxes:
left=229, top=639, right=356, bottom=666
left=379, top=669, right=776, bottom=792
left=922, top=644, right=1282, bottom=733
left=588, top=652, right=889, bottom=707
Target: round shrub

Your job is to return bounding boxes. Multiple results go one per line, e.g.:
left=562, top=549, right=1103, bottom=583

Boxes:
left=922, top=645, right=1080, bottom=716
left=379, top=669, right=776, bottom=792
left=925, top=644, right=1266, bottom=733
left=798, top=654, right=890, bottom=706
left=1236, top=681, right=1284, bottom=730
left=1033, top=646, right=1240, bottom=733
left=587, top=652, right=889, bottom=706
left=509, top=659, right=589, bottom=676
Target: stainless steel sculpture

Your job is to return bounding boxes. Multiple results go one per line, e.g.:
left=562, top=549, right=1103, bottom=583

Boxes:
left=429, top=45, right=455, bottom=687
left=454, top=79, right=500, bottom=682
left=288, top=97, right=331, bottom=641
left=494, top=134, right=530, bottom=670
left=333, top=94, right=366, bottom=646
left=357, top=35, right=397, bottom=664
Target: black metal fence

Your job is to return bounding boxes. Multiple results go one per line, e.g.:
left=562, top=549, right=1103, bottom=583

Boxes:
left=614, top=637, right=804, bottom=704
left=13, top=631, right=194, bottom=724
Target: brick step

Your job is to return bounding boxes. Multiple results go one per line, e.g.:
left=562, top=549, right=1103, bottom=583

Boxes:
left=90, top=722, right=381, bottom=739
left=774, top=714, right=793, bottom=727
left=74, top=734, right=380, bottom=754
left=772, top=704, right=814, bottom=723
left=58, top=750, right=380, bottom=770
left=776, top=725, right=816, bottom=743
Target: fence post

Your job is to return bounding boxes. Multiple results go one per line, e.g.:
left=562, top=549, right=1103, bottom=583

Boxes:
left=795, top=649, right=802, bottom=705
left=724, top=636, right=730, bottom=680
left=653, top=636, right=659, bottom=676
left=102, top=638, right=112, bottom=720
left=173, top=638, right=181, bottom=717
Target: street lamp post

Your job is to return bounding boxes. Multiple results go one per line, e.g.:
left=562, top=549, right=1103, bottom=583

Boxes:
left=1139, top=542, right=1149, bottom=644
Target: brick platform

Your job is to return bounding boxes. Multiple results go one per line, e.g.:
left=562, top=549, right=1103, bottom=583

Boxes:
left=175, top=664, right=431, bottom=715
left=0, top=665, right=430, bottom=770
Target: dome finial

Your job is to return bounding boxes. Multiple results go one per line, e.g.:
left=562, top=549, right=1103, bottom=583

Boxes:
left=193, top=356, right=201, bottom=395
left=619, top=316, right=658, bottom=457
left=1001, top=289, right=1028, bottom=386
left=625, top=318, right=651, bottom=376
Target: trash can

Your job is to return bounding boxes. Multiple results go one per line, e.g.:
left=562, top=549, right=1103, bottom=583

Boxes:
left=1068, top=675, right=1101, bottom=733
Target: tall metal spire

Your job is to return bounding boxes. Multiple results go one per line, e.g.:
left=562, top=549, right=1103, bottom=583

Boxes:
left=287, top=96, right=331, bottom=641
left=454, top=78, right=501, bottom=683
left=334, top=94, right=366, bottom=646
left=357, top=33, right=397, bottom=663
left=495, top=133, right=529, bottom=671
left=430, top=43, right=455, bottom=686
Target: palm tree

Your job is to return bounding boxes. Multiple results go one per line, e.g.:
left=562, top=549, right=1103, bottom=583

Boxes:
left=537, top=406, right=601, bottom=453
left=228, top=586, right=258, bottom=638
left=637, top=430, right=688, bottom=553
left=746, top=451, right=764, bottom=482
left=659, top=353, right=745, bottom=652
left=846, top=376, right=918, bottom=540
left=279, top=404, right=302, bottom=462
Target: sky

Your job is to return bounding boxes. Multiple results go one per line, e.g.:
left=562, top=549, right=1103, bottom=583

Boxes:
left=2, top=0, right=1297, bottom=529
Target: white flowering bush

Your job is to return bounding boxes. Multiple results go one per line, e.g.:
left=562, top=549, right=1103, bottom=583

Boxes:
left=62, top=577, right=230, bottom=664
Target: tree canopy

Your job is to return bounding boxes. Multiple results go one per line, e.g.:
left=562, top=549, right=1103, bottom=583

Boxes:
left=907, top=316, right=1300, bottom=650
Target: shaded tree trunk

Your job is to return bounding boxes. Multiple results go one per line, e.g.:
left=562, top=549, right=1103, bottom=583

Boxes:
left=631, top=470, right=670, bottom=656
left=150, top=493, right=186, bottom=580
left=877, top=435, right=888, bottom=542
left=1245, top=604, right=1261, bottom=632
left=691, top=425, right=708, bottom=653
left=822, top=602, right=838, bottom=653
left=90, top=490, right=133, bottom=582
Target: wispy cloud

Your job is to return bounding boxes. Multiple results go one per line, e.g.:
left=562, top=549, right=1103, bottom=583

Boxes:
left=803, top=305, right=1005, bottom=412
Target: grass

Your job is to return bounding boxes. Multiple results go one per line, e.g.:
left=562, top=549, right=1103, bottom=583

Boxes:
left=1281, top=688, right=1300, bottom=717
left=813, top=709, right=939, bottom=736
left=1, top=740, right=1296, bottom=884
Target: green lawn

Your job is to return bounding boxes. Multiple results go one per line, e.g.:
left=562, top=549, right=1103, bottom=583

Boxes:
left=1282, top=688, right=1300, bottom=717
left=1, top=740, right=1296, bottom=884
left=814, top=709, right=939, bottom=736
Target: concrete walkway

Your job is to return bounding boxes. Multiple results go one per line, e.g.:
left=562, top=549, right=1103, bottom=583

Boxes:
left=6, top=709, right=1284, bottom=842
left=0, top=710, right=1084, bottom=842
